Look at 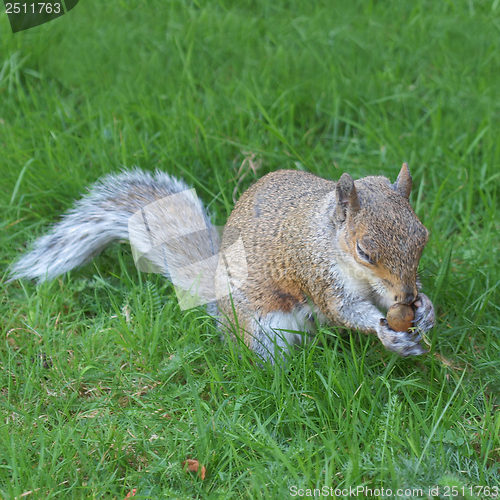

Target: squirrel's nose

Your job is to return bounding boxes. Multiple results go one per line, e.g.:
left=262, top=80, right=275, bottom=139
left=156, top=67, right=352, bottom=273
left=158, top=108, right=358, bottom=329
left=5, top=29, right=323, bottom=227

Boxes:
left=395, top=286, right=417, bottom=305
left=402, top=293, right=416, bottom=305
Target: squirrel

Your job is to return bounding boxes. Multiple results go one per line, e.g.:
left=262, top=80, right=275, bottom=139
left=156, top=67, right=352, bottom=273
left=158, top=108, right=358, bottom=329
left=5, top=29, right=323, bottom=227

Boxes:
left=10, top=164, right=435, bottom=363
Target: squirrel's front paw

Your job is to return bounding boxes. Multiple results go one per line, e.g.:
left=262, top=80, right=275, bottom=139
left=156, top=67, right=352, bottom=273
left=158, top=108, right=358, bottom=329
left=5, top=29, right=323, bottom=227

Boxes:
left=376, top=319, right=427, bottom=357
left=413, top=293, right=435, bottom=333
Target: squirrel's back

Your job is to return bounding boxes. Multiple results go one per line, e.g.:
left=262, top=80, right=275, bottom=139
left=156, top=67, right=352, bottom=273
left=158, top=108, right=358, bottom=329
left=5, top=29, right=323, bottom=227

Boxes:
left=224, top=169, right=334, bottom=247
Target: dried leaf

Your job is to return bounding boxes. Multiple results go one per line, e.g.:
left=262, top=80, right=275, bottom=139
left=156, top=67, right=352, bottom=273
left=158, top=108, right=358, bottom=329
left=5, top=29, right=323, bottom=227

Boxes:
left=182, top=458, right=206, bottom=480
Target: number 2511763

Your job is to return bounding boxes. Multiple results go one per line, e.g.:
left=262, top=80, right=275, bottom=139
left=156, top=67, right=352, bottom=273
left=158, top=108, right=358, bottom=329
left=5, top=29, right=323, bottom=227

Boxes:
left=5, top=3, right=62, bottom=14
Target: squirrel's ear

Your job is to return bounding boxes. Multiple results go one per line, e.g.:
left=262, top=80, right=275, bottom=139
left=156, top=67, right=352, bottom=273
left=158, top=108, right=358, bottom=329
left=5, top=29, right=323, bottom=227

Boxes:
left=336, top=173, right=360, bottom=222
left=393, top=162, right=412, bottom=199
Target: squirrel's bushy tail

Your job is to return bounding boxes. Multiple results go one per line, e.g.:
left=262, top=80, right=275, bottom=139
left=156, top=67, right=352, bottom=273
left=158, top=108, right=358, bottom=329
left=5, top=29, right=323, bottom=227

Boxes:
left=10, top=169, right=219, bottom=283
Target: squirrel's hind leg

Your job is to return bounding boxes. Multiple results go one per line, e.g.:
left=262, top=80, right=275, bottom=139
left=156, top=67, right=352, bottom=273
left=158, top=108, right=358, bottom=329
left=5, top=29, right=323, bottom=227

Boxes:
left=249, top=307, right=315, bottom=364
left=218, top=304, right=314, bottom=364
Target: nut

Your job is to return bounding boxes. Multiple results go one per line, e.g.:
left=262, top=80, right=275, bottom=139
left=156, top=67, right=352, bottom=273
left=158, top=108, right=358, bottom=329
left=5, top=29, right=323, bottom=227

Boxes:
left=386, top=304, right=415, bottom=332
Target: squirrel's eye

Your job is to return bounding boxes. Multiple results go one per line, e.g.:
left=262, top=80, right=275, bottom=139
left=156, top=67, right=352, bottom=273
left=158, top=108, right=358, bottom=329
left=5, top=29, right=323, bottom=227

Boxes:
left=356, top=242, right=374, bottom=264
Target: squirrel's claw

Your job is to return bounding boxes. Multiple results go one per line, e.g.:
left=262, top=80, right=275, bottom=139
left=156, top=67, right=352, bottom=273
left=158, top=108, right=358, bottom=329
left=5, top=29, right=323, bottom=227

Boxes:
left=413, top=293, right=435, bottom=333
left=377, top=320, right=428, bottom=356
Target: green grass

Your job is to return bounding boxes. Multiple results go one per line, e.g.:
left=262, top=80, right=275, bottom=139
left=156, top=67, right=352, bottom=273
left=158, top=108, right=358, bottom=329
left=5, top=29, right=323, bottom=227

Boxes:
left=1, top=0, right=499, bottom=498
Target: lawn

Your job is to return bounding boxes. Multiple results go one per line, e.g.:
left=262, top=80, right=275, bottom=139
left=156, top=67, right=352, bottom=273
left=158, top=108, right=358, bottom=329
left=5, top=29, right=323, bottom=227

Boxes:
left=0, top=0, right=498, bottom=498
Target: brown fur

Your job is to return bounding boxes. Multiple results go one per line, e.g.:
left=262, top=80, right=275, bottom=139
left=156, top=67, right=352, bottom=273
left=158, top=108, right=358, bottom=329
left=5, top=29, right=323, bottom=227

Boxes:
left=217, top=166, right=431, bottom=356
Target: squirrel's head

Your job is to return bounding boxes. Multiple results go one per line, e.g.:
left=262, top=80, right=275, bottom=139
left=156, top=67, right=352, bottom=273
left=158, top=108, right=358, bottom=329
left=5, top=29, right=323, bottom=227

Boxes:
left=334, top=163, right=429, bottom=310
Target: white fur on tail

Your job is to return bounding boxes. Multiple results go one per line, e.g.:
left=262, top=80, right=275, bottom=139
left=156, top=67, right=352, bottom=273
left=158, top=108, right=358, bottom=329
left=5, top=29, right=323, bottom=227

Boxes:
left=10, top=169, right=219, bottom=283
